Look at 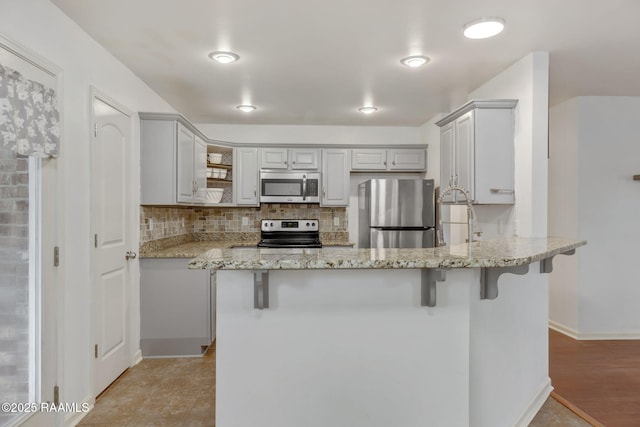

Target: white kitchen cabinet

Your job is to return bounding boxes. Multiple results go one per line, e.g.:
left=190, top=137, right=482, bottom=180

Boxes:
left=193, top=135, right=208, bottom=203
left=388, top=148, right=427, bottom=170
left=234, top=147, right=259, bottom=205
left=141, top=116, right=208, bottom=205
left=140, top=258, right=215, bottom=357
left=436, top=99, right=518, bottom=204
left=260, top=147, right=319, bottom=170
left=321, top=149, right=350, bottom=206
left=176, top=124, right=207, bottom=203
left=351, top=148, right=427, bottom=171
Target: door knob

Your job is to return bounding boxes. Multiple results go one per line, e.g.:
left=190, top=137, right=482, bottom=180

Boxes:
left=125, top=251, right=137, bottom=260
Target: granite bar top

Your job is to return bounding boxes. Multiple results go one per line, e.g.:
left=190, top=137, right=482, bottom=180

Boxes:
left=141, top=239, right=354, bottom=258
left=188, top=237, right=586, bottom=270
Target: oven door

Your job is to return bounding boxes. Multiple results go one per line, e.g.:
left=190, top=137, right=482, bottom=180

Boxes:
left=260, top=172, right=319, bottom=203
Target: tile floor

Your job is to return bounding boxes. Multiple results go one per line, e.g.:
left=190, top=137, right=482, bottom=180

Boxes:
left=78, top=345, right=215, bottom=426
left=78, top=342, right=589, bottom=426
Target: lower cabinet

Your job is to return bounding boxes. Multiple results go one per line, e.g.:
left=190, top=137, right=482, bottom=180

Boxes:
left=140, top=258, right=215, bottom=357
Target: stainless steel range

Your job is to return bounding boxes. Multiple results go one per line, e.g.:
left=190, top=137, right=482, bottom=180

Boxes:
left=257, top=219, right=322, bottom=248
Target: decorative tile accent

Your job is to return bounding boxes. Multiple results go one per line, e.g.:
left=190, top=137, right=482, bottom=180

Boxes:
left=140, top=205, right=348, bottom=243
left=140, top=206, right=193, bottom=242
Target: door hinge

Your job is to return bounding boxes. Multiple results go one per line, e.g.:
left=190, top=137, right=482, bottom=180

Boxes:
left=94, top=123, right=98, bottom=137
left=94, top=234, right=98, bottom=248
left=53, top=246, right=59, bottom=267
left=95, top=344, right=98, bottom=359
left=53, top=385, right=59, bottom=406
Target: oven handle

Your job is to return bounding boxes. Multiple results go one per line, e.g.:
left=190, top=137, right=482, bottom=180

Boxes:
left=302, top=174, right=307, bottom=201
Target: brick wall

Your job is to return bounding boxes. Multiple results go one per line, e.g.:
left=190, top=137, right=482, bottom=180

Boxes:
left=0, top=146, right=29, bottom=407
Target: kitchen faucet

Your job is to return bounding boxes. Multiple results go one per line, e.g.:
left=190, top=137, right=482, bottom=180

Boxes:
left=436, top=184, right=478, bottom=247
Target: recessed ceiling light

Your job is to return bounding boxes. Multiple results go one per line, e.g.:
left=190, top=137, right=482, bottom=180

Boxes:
left=208, top=51, right=240, bottom=64
left=462, top=18, right=505, bottom=39
left=358, top=106, right=378, bottom=114
left=400, top=55, right=430, bottom=68
left=237, top=105, right=256, bottom=113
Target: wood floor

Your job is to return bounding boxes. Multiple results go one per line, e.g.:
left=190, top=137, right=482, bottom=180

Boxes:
left=549, top=329, right=640, bottom=427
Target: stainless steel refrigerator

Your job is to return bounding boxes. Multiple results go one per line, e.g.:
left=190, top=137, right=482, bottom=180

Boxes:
left=358, top=179, right=435, bottom=249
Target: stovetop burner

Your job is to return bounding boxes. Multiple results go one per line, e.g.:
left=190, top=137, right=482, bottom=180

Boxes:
left=258, top=219, right=322, bottom=248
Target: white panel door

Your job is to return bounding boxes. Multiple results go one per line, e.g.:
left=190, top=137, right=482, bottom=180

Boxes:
left=235, top=147, right=259, bottom=205
left=321, top=149, right=350, bottom=206
left=439, top=123, right=455, bottom=202
left=455, top=111, right=475, bottom=202
left=351, top=149, right=387, bottom=170
left=91, top=95, right=132, bottom=395
left=290, top=149, right=319, bottom=170
left=260, top=147, right=288, bottom=169
left=177, top=123, right=195, bottom=203
left=388, top=148, right=426, bottom=171
left=193, top=135, right=207, bottom=203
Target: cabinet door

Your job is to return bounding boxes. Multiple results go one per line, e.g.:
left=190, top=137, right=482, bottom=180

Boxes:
left=290, top=149, right=319, bottom=170
left=260, top=147, right=288, bottom=169
left=455, top=111, right=475, bottom=202
left=351, top=149, right=387, bottom=170
left=321, top=149, right=350, bottom=206
left=235, top=147, right=259, bottom=205
left=193, top=135, right=207, bottom=203
left=140, top=258, right=211, bottom=357
left=473, top=108, right=515, bottom=204
left=177, top=123, right=195, bottom=203
left=388, top=148, right=427, bottom=171
left=439, top=123, right=455, bottom=202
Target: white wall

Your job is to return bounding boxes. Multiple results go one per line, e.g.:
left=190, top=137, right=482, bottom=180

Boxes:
left=549, top=96, right=640, bottom=338
left=469, top=52, right=549, bottom=238
left=420, top=115, right=442, bottom=187
left=419, top=52, right=550, bottom=242
left=547, top=98, right=580, bottom=333
left=195, top=123, right=421, bottom=146
left=1, top=0, right=176, bottom=420
left=464, top=51, right=551, bottom=426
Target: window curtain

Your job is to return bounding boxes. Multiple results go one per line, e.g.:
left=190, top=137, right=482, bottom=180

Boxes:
left=0, top=63, right=60, bottom=158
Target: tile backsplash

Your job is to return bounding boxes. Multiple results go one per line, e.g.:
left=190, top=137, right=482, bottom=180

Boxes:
left=141, top=204, right=348, bottom=243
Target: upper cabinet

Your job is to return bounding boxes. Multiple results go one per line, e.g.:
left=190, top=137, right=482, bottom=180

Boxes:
left=141, top=115, right=233, bottom=206
left=351, top=148, right=427, bottom=171
left=260, top=147, right=319, bottom=170
left=205, top=145, right=234, bottom=205
left=234, top=147, right=259, bottom=205
left=141, top=118, right=208, bottom=205
left=436, top=99, right=518, bottom=204
left=321, top=149, right=350, bottom=207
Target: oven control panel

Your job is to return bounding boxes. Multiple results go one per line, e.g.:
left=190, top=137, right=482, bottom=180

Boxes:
left=261, top=219, right=319, bottom=232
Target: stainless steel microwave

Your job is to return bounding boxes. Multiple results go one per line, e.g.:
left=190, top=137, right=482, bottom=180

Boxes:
left=259, top=171, right=320, bottom=203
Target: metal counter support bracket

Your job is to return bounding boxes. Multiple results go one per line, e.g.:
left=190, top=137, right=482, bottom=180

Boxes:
left=480, top=265, right=530, bottom=300
left=253, top=270, right=269, bottom=309
left=540, top=249, right=576, bottom=273
left=421, top=269, right=446, bottom=307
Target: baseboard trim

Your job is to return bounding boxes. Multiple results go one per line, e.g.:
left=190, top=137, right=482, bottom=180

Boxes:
left=131, top=348, right=143, bottom=366
left=64, top=394, right=94, bottom=427
left=514, top=377, right=552, bottom=427
left=549, top=321, right=640, bottom=340
left=551, top=391, right=605, bottom=427
left=548, top=321, right=579, bottom=339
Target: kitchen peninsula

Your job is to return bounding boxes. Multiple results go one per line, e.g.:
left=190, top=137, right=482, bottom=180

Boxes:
left=190, top=237, right=585, bottom=427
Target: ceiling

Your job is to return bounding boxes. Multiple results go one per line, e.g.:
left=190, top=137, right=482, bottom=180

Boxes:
left=50, top=0, right=640, bottom=126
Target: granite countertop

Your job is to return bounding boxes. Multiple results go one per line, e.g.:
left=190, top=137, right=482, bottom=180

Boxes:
left=141, top=239, right=355, bottom=258
left=188, top=237, right=586, bottom=270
